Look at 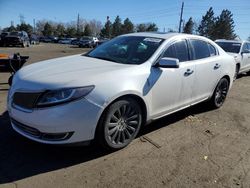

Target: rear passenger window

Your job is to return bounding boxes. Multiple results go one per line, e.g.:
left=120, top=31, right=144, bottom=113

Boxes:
left=164, top=40, right=189, bottom=62
left=208, top=43, right=217, bottom=56
left=190, top=40, right=210, bottom=60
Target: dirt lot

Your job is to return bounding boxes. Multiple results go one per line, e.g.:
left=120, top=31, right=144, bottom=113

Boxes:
left=0, top=43, right=250, bottom=188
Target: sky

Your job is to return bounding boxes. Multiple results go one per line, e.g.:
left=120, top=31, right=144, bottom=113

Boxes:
left=0, top=0, right=249, bottom=39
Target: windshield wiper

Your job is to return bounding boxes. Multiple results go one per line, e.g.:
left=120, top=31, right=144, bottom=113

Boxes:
left=93, top=56, right=119, bottom=63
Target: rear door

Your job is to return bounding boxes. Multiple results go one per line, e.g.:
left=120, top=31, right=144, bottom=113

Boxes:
left=189, top=39, right=221, bottom=102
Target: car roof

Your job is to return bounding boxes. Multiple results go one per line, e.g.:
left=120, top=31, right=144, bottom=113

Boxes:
left=215, top=39, right=249, bottom=44
left=122, top=32, right=209, bottom=41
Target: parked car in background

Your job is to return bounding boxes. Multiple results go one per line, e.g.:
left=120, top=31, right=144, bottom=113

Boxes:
left=8, top=33, right=235, bottom=150
left=3, top=31, right=30, bottom=47
left=40, top=36, right=58, bottom=43
left=96, top=37, right=109, bottom=46
left=216, top=39, right=250, bottom=79
left=0, top=32, right=9, bottom=46
left=79, top=36, right=99, bottom=48
left=71, top=39, right=80, bottom=45
left=58, top=38, right=76, bottom=44
left=30, top=34, right=40, bottom=45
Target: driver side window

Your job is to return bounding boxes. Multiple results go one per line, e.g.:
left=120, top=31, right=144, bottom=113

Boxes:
left=163, top=40, right=189, bottom=62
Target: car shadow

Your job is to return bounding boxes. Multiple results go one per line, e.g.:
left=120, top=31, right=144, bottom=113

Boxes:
left=0, top=102, right=212, bottom=184
left=237, top=72, right=250, bottom=80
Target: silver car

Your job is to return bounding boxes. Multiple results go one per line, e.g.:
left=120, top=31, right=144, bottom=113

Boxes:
left=8, top=33, right=235, bottom=150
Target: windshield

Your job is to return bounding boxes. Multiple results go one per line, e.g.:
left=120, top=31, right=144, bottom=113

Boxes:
left=10, top=32, right=22, bottom=36
left=86, top=36, right=164, bottom=65
left=216, top=42, right=241, bottom=53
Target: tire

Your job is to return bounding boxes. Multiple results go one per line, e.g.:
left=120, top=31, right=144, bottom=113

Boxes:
left=22, top=41, right=25, bottom=48
left=96, top=98, right=142, bottom=150
left=233, top=64, right=240, bottom=81
left=27, top=41, right=30, bottom=47
left=209, top=78, right=229, bottom=109
left=8, top=75, right=13, bottom=86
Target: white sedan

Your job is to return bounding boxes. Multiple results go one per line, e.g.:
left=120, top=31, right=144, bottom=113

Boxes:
left=216, top=39, right=250, bottom=79
left=8, top=33, right=235, bottom=150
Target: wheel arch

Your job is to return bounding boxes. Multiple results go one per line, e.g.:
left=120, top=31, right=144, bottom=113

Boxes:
left=209, top=74, right=231, bottom=99
left=94, top=93, right=148, bottom=139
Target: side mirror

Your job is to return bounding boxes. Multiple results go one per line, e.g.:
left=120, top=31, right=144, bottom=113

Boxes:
left=154, top=57, right=179, bottom=68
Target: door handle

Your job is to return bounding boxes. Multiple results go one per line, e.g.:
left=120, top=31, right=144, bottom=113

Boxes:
left=184, top=69, right=194, bottom=76
left=214, top=63, right=221, bottom=69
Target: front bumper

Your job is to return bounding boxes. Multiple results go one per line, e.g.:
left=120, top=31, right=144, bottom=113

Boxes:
left=8, top=97, right=103, bottom=144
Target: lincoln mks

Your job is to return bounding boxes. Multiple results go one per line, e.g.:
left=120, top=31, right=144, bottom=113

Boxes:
left=8, top=33, right=235, bottom=150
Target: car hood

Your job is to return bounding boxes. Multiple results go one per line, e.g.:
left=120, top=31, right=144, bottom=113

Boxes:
left=12, top=54, right=133, bottom=90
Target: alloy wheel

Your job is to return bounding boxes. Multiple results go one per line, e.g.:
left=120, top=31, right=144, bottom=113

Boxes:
left=214, top=79, right=229, bottom=107
left=106, top=103, right=141, bottom=146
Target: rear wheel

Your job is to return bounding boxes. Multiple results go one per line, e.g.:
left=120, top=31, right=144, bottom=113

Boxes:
left=96, top=98, right=142, bottom=150
left=209, top=78, right=229, bottom=108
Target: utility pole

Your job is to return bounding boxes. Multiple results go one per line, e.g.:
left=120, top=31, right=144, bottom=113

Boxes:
left=178, top=2, right=184, bottom=33
left=19, top=14, right=25, bottom=24
left=77, top=13, right=80, bottom=36
left=33, top=19, right=36, bottom=33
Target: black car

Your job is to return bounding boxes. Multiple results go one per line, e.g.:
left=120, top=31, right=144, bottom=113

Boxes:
left=3, top=31, right=30, bottom=47
left=0, top=32, right=9, bottom=46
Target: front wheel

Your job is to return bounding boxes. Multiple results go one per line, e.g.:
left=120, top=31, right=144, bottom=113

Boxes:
left=96, top=98, right=142, bottom=150
left=209, top=78, right=229, bottom=108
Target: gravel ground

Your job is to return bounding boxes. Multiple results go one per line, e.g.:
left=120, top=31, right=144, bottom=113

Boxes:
left=0, top=43, right=250, bottom=188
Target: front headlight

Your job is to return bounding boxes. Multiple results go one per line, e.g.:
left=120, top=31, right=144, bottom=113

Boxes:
left=36, top=86, right=94, bottom=107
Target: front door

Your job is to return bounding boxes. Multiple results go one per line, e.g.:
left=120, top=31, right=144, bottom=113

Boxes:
left=150, top=39, right=196, bottom=117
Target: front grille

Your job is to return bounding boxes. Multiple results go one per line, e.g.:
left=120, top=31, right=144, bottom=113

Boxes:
left=11, top=118, right=74, bottom=141
left=12, top=92, right=41, bottom=110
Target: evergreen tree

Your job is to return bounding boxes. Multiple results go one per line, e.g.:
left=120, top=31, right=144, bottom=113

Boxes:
left=100, top=19, right=112, bottom=38
left=198, top=7, right=215, bottom=38
left=213, top=9, right=236, bottom=40
left=55, top=24, right=65, bottom=37
left=16, top=23, right=33, bottom=35
left=83, top=24, right=92, bottom=36
left=121, top=18, right=134, bottom=34
left=136, top=23, right=158, bottom=32
left=146, top=23, right=158, bottom=32
left=136, top=24, right=147, bottom=32
left=42, top=22, right=53, bottom=36
left=65, top=26, right=77, bottom=37
left=183, top=17, right=194, bottom=34
left=112, top=16, right=122, bottom=37
left=3, top=25, right=16, bottom=32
